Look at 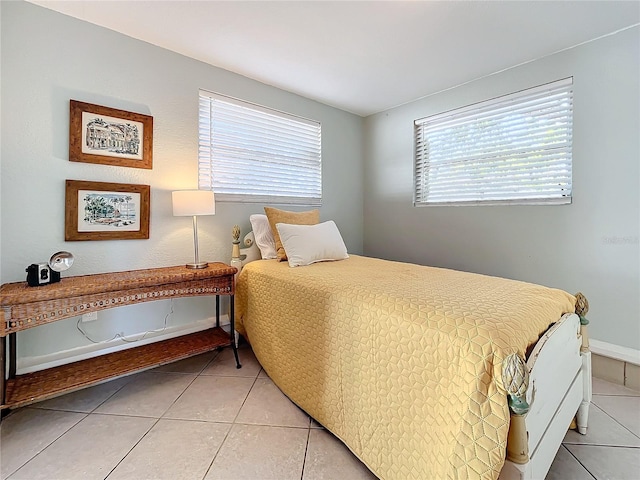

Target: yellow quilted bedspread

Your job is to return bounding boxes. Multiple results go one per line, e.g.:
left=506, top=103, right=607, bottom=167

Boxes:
left=235, top=255, right=575, bottom=479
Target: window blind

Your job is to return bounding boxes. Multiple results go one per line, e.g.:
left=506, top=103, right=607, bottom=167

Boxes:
left=414, top=78, right=573, bottom=206
left=199, top=90, right=322, bottom=205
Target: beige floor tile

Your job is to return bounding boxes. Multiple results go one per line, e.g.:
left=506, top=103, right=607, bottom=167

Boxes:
left=236, top=377, right=309, bottom=428
left=564, top=404, right=640, bottom=447
left=593, top=377, right=640, bottom=396
left=0, top=408, right=86, bottom=479
left=302, top=428, right=377, bottom=480
left=592, top=395, right=640, bottom=437
left=565, top=444, right=640, bottom=480
left=205, top=424, right=308, bottom=480
left=5, top=343, right=636, bottom=480
left=152, top=351, right=218, bottom=374
left=32, top=376, right=133, bottom=413
left=163, top=375, right=254, bottom=422
left=107, top=419, right=230, bottom=480
left=7, top=414, right=155, bottom=480
left=201, top=345, right=261, bottom=378
left=94, top=372, right=195, bottom=417
left=546, top=446, right=593, bottom=480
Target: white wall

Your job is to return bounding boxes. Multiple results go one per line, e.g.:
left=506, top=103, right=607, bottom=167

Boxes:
left=363, top=27, right=640, bottom=350
left=0, top=1, right=364, bottom=366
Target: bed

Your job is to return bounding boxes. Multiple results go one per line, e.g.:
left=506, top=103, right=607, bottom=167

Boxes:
left=234, top=218, right=591, bottom=480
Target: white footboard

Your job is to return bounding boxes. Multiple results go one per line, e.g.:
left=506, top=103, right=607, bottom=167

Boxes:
left=499, top=313, right=591, bottom=480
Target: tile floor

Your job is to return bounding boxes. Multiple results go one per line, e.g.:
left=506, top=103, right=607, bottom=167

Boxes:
left=1, top=345, right=639, bottom=480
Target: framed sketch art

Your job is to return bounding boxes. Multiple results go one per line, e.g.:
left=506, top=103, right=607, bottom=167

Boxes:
left=69, top=100, right=153, bottom=169
left=65, top=180, right=150, bottom=241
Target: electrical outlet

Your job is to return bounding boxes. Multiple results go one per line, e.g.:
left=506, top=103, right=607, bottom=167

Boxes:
left=81, top=311, right=98, bottom=322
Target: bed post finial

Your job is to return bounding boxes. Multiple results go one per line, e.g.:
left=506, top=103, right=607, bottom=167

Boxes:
left=574, top=292, right=592, bottom=435
left=575, top=292, right=589, bottom=322
left=575, top=292, right=590, bottom=353
left=230, top=225, right=244, bottom=273
left=503, top=353, right=530, bottom=464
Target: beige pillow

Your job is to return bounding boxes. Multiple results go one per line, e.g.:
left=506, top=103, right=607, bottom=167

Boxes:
left=264, top=207, right=320, bottom=261
left=276, top=221, right=348, bottom=267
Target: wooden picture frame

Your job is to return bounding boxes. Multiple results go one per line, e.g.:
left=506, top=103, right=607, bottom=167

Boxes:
left=65, top=180, right=150, bottom=241
left=69, top=100, right=153, bottom=169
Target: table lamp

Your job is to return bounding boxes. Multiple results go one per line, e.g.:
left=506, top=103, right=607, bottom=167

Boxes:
left=172, top=190, right=215, bottom=269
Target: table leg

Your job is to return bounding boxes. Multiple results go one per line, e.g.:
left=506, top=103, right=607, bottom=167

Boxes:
left=8, top=333, right=16, bottom=379
left=230, top=296, right=241, bottom=369
left=216, top=296, right=220, bottom=328
left=1, top=336, right=5, bottom=407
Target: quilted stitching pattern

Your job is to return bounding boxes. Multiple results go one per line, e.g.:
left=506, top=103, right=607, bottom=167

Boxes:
left=236, top=255, right=575, bottom=480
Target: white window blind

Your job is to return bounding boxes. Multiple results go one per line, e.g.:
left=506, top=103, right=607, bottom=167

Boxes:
left=414, top=78, right=573, bottom=206
left=199, top=90, right=322, bottom=205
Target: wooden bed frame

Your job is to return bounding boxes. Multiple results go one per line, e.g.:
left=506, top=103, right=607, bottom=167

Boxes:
left=238, top=231, right=591, bottom=480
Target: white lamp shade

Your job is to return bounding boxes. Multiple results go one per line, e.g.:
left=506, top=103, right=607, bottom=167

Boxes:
left=172, top=190, right=215, bottom=216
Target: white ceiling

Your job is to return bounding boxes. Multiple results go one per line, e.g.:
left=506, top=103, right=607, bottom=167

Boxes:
left=29, top=0, right=640, bottom=117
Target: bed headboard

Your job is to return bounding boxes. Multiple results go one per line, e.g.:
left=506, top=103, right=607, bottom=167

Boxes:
left=239, top=231, right=261, bottom=267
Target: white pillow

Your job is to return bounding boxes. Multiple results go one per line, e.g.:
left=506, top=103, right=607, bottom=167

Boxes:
left=249, top=214, right=277, bottom=259
left=275, top=221, right=349, bottom=267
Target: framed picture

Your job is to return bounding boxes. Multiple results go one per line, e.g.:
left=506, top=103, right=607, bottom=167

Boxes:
left=69, top=100, right=153, bottom=169
left=65, top=180, right=150, bottom=241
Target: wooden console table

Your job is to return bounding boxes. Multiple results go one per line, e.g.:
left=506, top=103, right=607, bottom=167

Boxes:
left=0, top=262, right=240, bottom=411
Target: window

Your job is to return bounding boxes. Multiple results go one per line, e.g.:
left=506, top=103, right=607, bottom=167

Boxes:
left=198, top=90, right=322, bottom=205
left=414, top=78, right=573, bottom=206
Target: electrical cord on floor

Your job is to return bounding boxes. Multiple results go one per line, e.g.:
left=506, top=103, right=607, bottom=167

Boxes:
left=76, top=299, right=174, bottom=344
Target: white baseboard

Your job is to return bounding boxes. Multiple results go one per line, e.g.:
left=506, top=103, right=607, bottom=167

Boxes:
left=17, top=314, right=230, bottom=375
left=590, top=339, right=640, bottom=366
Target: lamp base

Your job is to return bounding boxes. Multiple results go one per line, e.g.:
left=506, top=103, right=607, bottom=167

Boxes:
left=186, top=262, right=208, bottom=269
